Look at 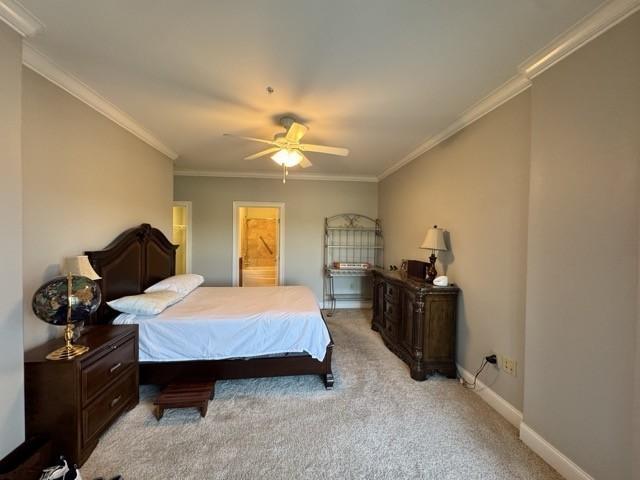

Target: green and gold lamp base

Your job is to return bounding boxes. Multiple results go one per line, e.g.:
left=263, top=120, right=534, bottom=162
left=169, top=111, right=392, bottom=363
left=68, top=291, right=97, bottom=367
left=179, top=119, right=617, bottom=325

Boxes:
left=46, top=322, right=89, bottom=361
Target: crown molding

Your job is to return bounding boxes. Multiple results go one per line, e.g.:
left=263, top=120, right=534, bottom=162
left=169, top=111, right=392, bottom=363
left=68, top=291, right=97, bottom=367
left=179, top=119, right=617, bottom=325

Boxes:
left=174, top=169, right=379, bottom=183
left=520, top=0, right=640, bottom=79
left=378, top=74, right=531, bottom=180
left=0, top=0, right=44, bottom=37
left=22, top=44, right=179, bottom=160
left=378, top=0, right=640, bottom=181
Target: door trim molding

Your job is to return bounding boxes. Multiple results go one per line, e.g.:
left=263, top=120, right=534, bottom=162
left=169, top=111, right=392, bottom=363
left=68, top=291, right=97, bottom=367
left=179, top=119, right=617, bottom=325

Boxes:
left=172, top=201, right=192, bottom=274
left=232, top=201, right=285, bottom=287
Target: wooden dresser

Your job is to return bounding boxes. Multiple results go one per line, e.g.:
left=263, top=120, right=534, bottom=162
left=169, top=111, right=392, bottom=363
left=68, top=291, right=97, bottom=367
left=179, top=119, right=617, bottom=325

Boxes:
left=372, top=269, right=459, bottom=380
left=25, top=325, right=139, bottom=466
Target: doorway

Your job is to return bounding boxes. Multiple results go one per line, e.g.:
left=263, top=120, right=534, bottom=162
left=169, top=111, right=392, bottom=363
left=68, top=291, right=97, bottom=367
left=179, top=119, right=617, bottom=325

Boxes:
left=172, top=201, right=192, bottom=274
left=232, top=202, right=284, bottom=287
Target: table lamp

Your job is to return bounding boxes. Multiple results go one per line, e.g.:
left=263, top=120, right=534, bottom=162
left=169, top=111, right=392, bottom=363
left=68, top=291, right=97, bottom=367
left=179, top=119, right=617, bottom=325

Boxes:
left=32, top=256, right=102, bottom=360
left=419, top=225, right=447, bottom=284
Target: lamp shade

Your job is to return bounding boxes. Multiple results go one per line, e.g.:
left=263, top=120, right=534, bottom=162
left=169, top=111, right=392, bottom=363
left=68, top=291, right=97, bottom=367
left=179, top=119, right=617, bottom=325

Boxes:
left=61, top=255, right=101, bottom=280
left=420, top=226, right=447, bottom=251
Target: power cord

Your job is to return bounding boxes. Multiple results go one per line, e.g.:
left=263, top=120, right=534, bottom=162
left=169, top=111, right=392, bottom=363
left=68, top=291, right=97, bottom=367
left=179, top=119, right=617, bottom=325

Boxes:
left=459, top=354, right=497, bottom=389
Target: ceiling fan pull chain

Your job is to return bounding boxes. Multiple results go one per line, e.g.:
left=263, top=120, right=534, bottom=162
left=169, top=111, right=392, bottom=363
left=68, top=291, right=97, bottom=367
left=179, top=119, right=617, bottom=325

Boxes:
left=282, top=163, right=286, bottom=184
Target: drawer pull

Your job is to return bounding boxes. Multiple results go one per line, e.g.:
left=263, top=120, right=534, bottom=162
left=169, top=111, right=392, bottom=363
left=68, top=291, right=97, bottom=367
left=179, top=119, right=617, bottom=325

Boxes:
left=111, top=344, right=118, bottom=350
left=109, top=363, right=122, bottom=373
left=110, top=395, right=122, bottom=408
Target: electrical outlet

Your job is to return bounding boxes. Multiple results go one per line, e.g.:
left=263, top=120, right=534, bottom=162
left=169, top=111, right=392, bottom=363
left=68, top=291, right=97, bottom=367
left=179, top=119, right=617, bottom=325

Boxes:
left=500, top=355, right=517, bottom=377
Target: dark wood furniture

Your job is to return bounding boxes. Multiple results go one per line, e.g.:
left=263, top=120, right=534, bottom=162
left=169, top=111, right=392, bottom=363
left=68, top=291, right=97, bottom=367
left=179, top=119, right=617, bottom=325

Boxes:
left=372, top=269, right=459, bottom=380
left=154, top=381, right=216, bottom=420
left=85, top=223, right=334, bottom=389
left=24, top=325, right=139, bottom=466
left=0, top=437, right=52, bottom=480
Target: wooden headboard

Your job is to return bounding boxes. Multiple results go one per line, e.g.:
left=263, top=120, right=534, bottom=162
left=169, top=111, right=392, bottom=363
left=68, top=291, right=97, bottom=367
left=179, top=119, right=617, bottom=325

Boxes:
left=86, top=224, right=178, bottom=324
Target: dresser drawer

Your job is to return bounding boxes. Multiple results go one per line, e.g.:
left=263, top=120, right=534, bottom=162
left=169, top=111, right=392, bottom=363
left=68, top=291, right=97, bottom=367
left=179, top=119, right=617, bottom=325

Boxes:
left=82, top=368, right=136, bottom=446
left=382, top=317, right=397, bottom=341
left=82, top=337, right=136, bottom=405
left=384, top=300, right=398, bottom=320
left=384, top=282, right=399, bottom=304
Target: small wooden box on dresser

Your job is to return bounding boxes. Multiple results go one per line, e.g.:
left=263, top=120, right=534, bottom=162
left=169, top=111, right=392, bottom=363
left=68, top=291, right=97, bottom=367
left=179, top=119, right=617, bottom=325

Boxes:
left=372, top=269, right=459, bottom=380
left=24, top=325, right=139, bottom=466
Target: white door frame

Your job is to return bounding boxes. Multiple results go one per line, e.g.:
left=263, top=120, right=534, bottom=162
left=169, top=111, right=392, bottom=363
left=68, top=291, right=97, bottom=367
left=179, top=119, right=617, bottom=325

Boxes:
left=172, top=200, right=192, bottom=274
left=232, top=201, right=285, bottom=287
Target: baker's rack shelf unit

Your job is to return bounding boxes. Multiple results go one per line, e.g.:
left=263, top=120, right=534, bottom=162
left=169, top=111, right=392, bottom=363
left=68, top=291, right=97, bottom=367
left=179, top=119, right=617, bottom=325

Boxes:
left=323, top=214, right=383, bottom=315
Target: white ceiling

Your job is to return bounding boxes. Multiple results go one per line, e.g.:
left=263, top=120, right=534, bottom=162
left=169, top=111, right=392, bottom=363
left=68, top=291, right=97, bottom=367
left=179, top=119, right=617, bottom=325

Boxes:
left=21, top=0, right=605, bottom=177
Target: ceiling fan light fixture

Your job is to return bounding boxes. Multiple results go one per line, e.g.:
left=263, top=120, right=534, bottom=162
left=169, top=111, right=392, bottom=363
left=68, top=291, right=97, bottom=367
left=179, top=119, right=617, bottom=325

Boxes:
left=271, top=148, right=303, bottom=167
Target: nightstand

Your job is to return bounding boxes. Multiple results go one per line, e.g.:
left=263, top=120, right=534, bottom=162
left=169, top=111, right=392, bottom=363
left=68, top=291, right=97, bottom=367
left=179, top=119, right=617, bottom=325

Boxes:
left=24, top=325, right=139, bottom=466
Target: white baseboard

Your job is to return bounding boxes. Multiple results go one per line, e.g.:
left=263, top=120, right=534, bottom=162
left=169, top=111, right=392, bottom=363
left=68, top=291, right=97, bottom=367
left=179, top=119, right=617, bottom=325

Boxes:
left=319, top=301, right=372, bottom=310
left=456, top=363, right=594, bottom=480
left=335, top=300, right=372, bottom=309
left=456, top=363, right=523, bottom=428
left=520, top=423, right=595, bottom=480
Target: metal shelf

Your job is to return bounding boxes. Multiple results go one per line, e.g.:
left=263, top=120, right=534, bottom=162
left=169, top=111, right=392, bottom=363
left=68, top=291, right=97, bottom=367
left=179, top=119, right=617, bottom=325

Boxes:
left=327, top=245, right=383, bottom=249
left=326, top=227, right=378, bottom=231
left=326, top=268, right=372, bottom=277
left=330, top=293, right=373, bottom=301
left=323, top=214, right=383, bottom=316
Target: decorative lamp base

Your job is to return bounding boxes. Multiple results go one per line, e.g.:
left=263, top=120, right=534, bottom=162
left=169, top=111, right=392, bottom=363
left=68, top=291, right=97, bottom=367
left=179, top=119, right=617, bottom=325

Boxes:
left=46, top=322, right=89, bottom=360
left=426, top=252, right=438, bottom=284
left=46, top=343, right=89, bottom=360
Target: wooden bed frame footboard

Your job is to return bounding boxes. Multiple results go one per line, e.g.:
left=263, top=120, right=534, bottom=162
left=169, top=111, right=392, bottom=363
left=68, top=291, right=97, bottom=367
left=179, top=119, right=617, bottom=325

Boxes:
left=86, top=223, right=335, bottom=390
left=140, top=340, right=334, bottom=389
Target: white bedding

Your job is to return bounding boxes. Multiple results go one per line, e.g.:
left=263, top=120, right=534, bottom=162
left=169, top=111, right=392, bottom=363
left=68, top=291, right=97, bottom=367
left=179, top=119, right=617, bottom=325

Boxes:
left=113, top=286, right=330, bottom=362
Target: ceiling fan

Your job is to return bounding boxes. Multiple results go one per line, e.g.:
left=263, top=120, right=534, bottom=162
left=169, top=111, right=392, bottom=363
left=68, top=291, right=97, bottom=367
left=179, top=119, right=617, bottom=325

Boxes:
left=224, top=117, right=349, bottom=182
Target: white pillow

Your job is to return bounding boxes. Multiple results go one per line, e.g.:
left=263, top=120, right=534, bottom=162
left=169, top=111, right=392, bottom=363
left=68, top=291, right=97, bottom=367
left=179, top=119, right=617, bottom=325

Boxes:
left=144, top=273, right=204, bottom=297
left=107, top=291, right=182, bottom=316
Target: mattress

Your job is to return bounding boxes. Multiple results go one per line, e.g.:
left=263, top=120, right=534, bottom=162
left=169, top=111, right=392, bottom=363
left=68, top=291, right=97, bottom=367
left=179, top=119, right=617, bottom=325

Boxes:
left=113, top=286, right=331, bottom=362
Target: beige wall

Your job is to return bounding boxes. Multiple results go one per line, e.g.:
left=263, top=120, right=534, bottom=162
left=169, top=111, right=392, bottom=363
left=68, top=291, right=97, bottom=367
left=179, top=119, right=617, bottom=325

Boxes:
left=524, top=13, right=640, bottom=480
left=378, top=91, right=531, bottom=410
left=22, top=68, right=174, bottom=349
left=0, top=22, right=25, bottom=458
left=174, top=176, right=378, bottom=302
left=379, top=10, right=640, bottom=478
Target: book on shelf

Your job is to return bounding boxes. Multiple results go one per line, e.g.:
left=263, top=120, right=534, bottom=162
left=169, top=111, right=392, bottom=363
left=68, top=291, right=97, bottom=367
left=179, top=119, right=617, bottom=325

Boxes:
left=332, top=262, right=370, bottom=270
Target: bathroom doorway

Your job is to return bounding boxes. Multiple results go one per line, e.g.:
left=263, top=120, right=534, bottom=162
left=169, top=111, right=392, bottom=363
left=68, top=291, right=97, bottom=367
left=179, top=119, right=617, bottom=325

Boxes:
left=232, top=202, right=284, bottom=287
left=172, top=201, right=192, bottom=274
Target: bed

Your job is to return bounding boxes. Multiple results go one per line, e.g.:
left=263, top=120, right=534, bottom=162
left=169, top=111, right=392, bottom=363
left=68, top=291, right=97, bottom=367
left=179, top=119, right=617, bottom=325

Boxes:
left=85, top=223, right=334, bottom=389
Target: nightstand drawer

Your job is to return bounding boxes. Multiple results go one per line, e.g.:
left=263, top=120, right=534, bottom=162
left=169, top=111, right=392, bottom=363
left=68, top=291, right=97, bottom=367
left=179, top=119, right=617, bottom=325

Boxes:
left=82, top=336, right=136, bottom=405
left=82, top=368, right=136, bottom=447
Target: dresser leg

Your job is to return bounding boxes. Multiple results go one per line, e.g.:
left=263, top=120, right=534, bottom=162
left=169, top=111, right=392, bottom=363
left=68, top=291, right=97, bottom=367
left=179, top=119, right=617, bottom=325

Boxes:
left=410, top=366, right=427, bottom=381
left=154, top=405, right=164, bottom=421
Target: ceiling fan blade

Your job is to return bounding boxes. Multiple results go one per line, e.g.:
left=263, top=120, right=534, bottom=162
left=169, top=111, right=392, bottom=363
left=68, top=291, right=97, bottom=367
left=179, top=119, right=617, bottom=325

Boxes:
left=299, top=144, right=349, bottom=156
left=223, top=133, right=276, bottom=146
left=244, top=147, right=280, bottom=160
left=285, top=122, right=308, bottom=143
left=299, top=154, right=312, bottom=168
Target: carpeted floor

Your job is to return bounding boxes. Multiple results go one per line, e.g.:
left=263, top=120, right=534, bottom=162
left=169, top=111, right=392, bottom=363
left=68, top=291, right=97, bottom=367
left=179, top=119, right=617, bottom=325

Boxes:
left=82, top=309, right=560, bottom=480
